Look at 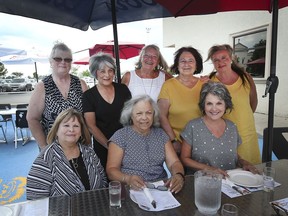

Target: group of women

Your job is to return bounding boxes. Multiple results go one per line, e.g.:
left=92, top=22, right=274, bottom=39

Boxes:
left=26, top=42, right=260, bottom=200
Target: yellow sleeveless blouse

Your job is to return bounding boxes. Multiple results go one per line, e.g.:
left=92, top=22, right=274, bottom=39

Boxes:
left=211, top=76, right=261, bottom=164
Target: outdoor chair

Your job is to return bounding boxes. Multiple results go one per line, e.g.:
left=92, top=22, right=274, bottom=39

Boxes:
left=262, top=127, right=288, bottom=161
left=0, top=124, right=7, bottom=143
left=0, top=103, right=15, bottom=135
left=14, top=109, right=30, bottom=148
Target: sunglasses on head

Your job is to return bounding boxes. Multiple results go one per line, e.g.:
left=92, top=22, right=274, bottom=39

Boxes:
left=53, top=57, right=73, bottom=63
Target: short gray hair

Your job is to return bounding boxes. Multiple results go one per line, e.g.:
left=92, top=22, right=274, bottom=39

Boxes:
left=49, top=42, right=72, bottom=60
left=199, top=81, right=233, bottom=115
left=89, top=52, right=116, bottom=79
left=120, top=95, right=160, bottom=127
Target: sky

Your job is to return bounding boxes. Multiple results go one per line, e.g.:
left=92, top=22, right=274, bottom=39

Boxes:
left=0, top=12, right=175, bottom=77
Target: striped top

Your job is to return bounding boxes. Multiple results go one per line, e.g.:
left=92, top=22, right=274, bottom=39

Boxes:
left=26, top=142, right=107, bottom=200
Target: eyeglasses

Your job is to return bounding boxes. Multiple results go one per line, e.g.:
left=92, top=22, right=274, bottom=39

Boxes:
left=143, top=54, right=158, bottom=61
left=53, top=57, right=73, bottom=63
left=146, top=182, right=168, bottom=191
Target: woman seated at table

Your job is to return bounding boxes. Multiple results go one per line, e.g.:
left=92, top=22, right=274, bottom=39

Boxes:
left=180, top=82, right=258, bottom=177
left=106, top=95, right=185, bottom=194
left=26, top=108, right=107, bottom=200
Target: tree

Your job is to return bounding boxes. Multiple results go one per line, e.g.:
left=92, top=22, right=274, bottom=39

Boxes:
left=11, top=72, right=23, bottom=77
left=81, top=69, right=91, bottom=77
left=0, top=62, right=8, bottom=77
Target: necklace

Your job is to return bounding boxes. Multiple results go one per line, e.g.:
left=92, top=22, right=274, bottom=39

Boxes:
left=71, top=157, right=81, bottom=179
left=141, top=77, right=154, bottom=96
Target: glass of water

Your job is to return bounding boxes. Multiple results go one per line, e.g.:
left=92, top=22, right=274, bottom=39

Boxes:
left=109, top=181, right=121, bottom=208
left=263, top=167, right=275, bottom=192
left=221, top=203, right=238, bottom=216
left=194, top=170, right=223, bottom=215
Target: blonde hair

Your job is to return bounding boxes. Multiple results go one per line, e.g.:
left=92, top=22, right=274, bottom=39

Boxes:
left=47, top=108, right=91, bottom=145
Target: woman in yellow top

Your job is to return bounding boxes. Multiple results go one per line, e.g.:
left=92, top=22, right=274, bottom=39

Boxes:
left=158, top=47, right=205, bottom=155
left=206, top=44, right=261, bottom=164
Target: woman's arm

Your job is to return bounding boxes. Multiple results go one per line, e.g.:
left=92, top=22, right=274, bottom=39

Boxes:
left=121, top=71, right=130, bottom=86
left=237, top=154, right=259, bottom=174
left=106, top=142, right=145, bottom=190
left=84, top=112, right=108, bottom=149
left=80, top=79, right=89, bottom=92
left=158, top=98, right=181, bottom=154
left=26, top=82, right=47, bottom=150
left=164, top=141, right=185, bottom=194
left=180, top=140, right=228, bottom=177
left=26, top=156, right=52, bottom=200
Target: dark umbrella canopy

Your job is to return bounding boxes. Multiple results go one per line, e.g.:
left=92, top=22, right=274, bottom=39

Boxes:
left=89, top=40, right=144, bottom=60
left=0, top=0, right=172, bottom=82
left=0, top=0, right=171, bottom=31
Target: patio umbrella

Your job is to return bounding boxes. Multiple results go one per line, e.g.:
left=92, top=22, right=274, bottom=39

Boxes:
left=73, top=56, right=90, bottom=65
left=154, top=0, right=288, bottom=162
left=89, top=40, right=145, bottom=60
left=1, top=55, right=49, bottom=82
left=0, top=0, right=172, bottom=83
left=0, top=46, right=27, bottom=57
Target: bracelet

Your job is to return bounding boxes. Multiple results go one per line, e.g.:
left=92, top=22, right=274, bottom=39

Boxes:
left=175, top=172, right=185, bottom=181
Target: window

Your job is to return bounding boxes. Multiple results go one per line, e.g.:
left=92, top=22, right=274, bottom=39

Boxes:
left=231, top=25, right=270, bottom=80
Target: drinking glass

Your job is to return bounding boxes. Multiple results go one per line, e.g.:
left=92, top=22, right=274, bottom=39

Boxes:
left=194, top=170, right=223, bottom=215
left=221, top=203, right=238, bottom=216
left=109, top=181, right=121, bottom=208
left=263, top=167, right=275, bottom=192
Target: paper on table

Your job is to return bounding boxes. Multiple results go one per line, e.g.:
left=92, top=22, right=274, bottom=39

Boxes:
left=270, top=197, right=288, bottom=213
left=222, top=179, right=281, bottom=198
left=6, top=197, right=49, bottom=216
left=130, top=180, right=181, bottom=211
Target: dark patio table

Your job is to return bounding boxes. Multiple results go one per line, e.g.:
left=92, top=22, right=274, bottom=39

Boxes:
left=49, top=159, right=288, bottom=216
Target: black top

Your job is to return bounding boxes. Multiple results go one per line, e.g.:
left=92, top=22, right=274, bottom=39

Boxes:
left=82, top=82, right=131, bottom=169
left=69, top=154, right=90, bottom=190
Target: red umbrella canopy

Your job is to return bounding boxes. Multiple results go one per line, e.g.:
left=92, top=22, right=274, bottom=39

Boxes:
left=73, top=56, right=90, bottom=65
left=154, top=0, right=288, bottom=17
left=89, top=40, right=145, bottom=60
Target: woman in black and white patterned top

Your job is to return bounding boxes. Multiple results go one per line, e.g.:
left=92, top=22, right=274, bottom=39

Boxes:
left=27, top=42, right=88, bottom=150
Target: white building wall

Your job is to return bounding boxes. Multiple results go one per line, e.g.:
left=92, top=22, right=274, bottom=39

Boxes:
left=162, top=9, right=288, bottom=117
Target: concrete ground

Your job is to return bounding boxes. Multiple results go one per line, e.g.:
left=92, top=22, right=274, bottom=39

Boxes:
left=254, top=112, right=288, bottom=136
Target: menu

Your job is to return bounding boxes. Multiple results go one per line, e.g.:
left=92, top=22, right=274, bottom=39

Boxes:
left=129, top=180, right=181, bottom=211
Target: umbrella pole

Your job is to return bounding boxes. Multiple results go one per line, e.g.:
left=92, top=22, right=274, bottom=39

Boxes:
left=111, top=0, right=121, bottom=83
left=34, top=62, right=39, bottom=82
left=262, top=0, right=279, bottom=162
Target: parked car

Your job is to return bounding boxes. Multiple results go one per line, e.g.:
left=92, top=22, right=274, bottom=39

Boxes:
left=9, top=78, right=33, bottom=91
left=0, top=80, right=12, bottom=92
